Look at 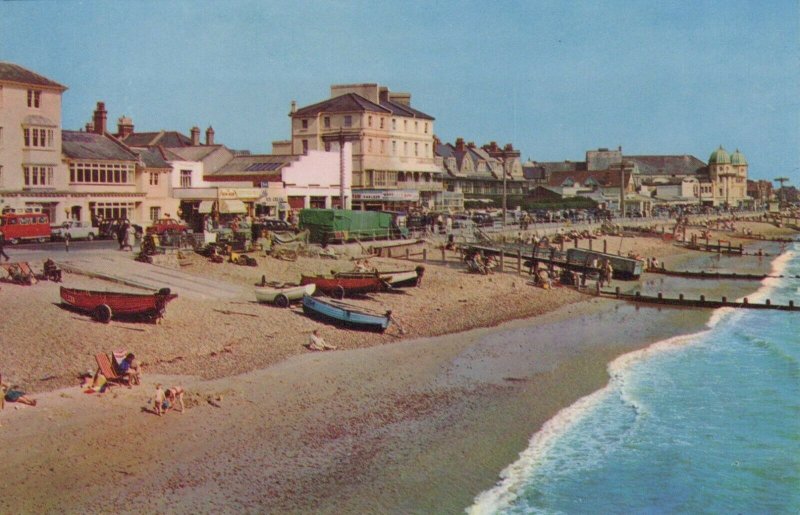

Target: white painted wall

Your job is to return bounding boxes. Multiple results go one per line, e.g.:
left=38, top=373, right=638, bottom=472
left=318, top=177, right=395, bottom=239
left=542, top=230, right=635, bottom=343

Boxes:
left=281, top=142, right=352, bottom=208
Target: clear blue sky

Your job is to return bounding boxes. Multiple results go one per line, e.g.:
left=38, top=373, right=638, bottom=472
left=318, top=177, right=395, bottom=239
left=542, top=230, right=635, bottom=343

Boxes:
left=2, top=0, right=798, bottom=183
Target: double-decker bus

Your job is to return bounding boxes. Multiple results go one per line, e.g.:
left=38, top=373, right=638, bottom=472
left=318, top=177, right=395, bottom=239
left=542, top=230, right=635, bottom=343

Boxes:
left=0, top=208, right=51, bottom=244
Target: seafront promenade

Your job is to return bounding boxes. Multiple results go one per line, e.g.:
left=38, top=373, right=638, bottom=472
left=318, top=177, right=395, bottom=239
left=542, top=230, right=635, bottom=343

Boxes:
left=0, top=217, right=795, bottom=513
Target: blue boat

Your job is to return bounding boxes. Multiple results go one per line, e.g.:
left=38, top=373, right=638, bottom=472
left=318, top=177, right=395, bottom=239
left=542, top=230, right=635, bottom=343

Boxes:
left=301, top=295, right=391, bottom=332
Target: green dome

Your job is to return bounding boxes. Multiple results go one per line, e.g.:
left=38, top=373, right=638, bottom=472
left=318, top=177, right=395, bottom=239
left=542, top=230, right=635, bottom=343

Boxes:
left=709, top=145, right=731, bottom=165
left=730, top=149, right=747, bottom=166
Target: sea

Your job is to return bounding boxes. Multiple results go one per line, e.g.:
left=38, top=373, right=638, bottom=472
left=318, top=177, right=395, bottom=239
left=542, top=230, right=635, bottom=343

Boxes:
left=470, top=243, right=800, bottom=514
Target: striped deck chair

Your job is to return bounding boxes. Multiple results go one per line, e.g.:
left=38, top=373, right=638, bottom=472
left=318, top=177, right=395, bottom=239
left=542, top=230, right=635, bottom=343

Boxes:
left=94, top=353, right=127, bottom=386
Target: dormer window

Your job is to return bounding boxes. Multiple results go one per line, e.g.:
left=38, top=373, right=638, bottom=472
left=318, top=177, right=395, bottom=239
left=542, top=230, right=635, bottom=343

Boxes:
left=27, top=89, right=41, bottom=108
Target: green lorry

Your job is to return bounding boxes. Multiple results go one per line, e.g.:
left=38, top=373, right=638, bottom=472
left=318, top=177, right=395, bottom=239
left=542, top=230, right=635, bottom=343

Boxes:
left=299, top=209, right=408, bottom=244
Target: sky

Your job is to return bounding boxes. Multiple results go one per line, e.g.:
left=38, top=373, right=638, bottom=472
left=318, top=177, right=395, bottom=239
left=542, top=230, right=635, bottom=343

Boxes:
left=1, top=0, right=798, bottom=183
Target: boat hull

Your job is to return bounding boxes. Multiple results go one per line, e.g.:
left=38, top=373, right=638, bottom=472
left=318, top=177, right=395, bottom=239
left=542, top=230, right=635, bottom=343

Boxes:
left=301, top=295, right=391, bottom=332
left=254, top=283, right=316, bottom=304
left=300, top=274, right=384, bottom=297
left=335, top=267, right=423, bottom=289
left=60, top=286, right=177, bottom=320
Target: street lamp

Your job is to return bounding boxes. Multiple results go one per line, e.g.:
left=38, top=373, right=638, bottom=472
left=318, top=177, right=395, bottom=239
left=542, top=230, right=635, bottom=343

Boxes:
left=774, top=176, right=790, bottom=206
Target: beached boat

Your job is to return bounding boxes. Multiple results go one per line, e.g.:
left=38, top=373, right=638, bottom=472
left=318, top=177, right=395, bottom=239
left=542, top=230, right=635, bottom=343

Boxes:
left=254, top=282, right=316, bottom=307
left=335, top=265, right=424, bottom=288
left=301, top=294, right=392, bottom=332
left=60, top=286, right=178, bottom=323
left=300, top=273, right=386, bottom=298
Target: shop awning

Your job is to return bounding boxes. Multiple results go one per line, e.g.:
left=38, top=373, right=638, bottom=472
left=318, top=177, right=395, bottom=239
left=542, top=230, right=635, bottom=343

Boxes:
left=219, top=199, right=247, bottom=214
left=198, top=200, right=215, bottom=214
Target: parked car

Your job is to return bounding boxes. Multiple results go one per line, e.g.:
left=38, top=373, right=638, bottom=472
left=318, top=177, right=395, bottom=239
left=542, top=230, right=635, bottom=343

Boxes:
left=251, top=218, right=296, bottom=238
left=146, top=218, right=189, bottom=235
left=51, top=220, right=98, bottom=241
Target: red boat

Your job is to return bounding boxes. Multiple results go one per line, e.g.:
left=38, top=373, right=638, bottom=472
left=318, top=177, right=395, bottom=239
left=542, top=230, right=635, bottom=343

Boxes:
left=300, top=273, right=386, bottom=298
left=60, top=286, right=178, bottom=323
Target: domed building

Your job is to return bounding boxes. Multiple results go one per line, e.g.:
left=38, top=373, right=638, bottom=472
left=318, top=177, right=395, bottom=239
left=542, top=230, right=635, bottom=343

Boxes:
left=706, top=145, right=748, bottom=207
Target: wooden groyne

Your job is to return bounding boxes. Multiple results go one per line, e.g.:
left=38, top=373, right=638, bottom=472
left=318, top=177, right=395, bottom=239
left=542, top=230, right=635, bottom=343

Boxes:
left=645, top=268, right=800, bottom=281
left=675, top=240, right=744, bottom=255
left=599, top=288, right=800, bottom=312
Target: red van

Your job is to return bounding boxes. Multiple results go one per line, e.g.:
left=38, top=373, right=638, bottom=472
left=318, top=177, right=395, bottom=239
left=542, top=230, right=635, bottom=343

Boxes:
left=0, top=210, right=51, bottom=244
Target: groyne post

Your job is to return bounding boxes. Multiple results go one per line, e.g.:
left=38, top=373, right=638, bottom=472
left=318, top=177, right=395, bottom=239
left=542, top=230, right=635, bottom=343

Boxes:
left=499, top=251, right=504, bottom=273
left=517, top=250, right=522, bottom=276
left=589, top=239, right=593, bottom=251
left=423, top=249, right=427, bottom=262
left=603, top=239, right=608, bottom=253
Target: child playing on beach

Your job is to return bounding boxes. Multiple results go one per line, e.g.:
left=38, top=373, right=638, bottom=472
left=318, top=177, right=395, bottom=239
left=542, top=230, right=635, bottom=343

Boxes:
left=307, top=329, right=337, bottom=351
left=164, top=386, right=185, bottom=414
left=153, top=384, right=166, bottom=416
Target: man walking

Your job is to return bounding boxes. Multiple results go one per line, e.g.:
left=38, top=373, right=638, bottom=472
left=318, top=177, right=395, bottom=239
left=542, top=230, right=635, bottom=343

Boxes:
left=0, top=230, right=9, bottom=261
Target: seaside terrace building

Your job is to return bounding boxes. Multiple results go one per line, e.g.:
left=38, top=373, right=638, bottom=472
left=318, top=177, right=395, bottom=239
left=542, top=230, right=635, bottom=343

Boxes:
left=289, top=83, right=442, bottom=212
left=526, top=146, right=750, bottom=211
left=435, top=137, right=526, bottom=211
left=0, top=62, right=67, bottom=221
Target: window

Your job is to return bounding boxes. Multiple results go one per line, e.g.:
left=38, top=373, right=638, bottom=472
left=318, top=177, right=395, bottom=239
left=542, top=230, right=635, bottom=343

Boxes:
left=180, top=169, right=192, bottom=188
left=403, top=120, right=408, bottom=131
left=324, top=116, right=330, bottom=128
left=380, top=118, right=384, bottom=129
left=380, top=140, right=385, bottom=154
left=23, top=127, right=54, bottom=148
left=302, top=139, right=309, bottom=154
left=424, top=123, right=429, bottom=134
left=368, top=139, right=373, bottom=152
left=301, top=119, right=308, bottom=129
left=403, top=142, right=408, bottom=156
left=27, top=89, right=41, bottom=108
left=23, top=165, right=54, bottom=187
left=368, top=116, right=373, bottom=127
left=392, top=140, right=397, bottom=155
left=344, top=115, right=352, bottom=128
left=425, top=143, right=429, bottom=156
left=352, top=171, right=363, bottom=187
left=150, top=207, right=161, bottom=221
left=374, top=171, right=386, bottom=187
left=149, top=172, right=159, bottom=186
left=392, top=118, right=396, bottom=130
left=415, top=121, right=418, bottom=132
left=69, top=162, right=134, bottom=184
left=414, top=142, right=418, bottom=156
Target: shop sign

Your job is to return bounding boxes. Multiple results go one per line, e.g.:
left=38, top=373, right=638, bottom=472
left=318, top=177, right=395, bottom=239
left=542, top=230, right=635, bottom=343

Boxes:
left=218, top=188, right=262, bottom=200
left=353, top=190, right=419, bottom=202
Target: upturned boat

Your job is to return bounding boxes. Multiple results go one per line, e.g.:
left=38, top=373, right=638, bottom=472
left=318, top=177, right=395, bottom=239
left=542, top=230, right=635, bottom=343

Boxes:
left=301, top=294, right=391, bottom=332
left=60, top=286, right=178, bottom=323
left=300, top=273, right=386, bottom=298
left=254, top=282, right=316, bottom=307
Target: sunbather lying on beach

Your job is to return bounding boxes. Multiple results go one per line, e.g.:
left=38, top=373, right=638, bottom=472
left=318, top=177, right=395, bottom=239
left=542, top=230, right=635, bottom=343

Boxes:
left=1, top=374, right=37, bottom=408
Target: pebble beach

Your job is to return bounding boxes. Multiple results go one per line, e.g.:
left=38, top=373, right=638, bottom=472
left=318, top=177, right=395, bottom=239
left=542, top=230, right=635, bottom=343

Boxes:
left=0, top=220, right=795, bottom=513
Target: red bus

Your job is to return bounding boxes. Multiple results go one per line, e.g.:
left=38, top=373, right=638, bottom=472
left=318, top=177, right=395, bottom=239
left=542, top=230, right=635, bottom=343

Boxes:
left=0, top=209, right=51, bottom=244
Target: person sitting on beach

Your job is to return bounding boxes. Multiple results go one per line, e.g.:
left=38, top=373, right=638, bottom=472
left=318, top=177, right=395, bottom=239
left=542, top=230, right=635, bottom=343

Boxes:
left=1, top=373, right=37, bottom=408
left=117, top=353, right=141, bottom=386
left=306, top=329, right=337, bottom=351
left=484, top=254, right=498, bottom=274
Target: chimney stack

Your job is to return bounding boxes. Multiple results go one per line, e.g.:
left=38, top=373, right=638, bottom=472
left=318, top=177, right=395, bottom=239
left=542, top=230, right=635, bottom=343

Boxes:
left=116, top=116, right=134, bottom=139
left=191, top=126, right=200, bottom=146
left=85, top=122, right=94, bottom=133
left=455, top=138, right=465, bottom=151
left=205, top=126, right=215, bottom=146
left=93, top=101, right=107, bottom=135
left=290, top=100, right=297, bottom=115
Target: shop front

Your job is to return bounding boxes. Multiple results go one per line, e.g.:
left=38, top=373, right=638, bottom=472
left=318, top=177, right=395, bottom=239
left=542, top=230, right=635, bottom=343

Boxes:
left=352, top=189, right=420, bottom=212
left=255, top=186, right=289, bottom=219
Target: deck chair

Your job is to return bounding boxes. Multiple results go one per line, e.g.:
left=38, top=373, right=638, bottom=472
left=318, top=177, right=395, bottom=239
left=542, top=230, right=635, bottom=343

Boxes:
left=94, top=352, right=128, bottom=387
